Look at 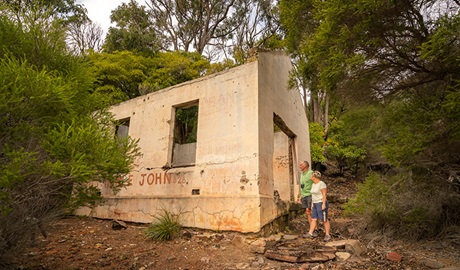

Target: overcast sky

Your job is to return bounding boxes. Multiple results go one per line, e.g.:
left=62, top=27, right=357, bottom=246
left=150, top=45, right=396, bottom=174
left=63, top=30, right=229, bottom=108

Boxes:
left=76, top=0, right=145, bottom=34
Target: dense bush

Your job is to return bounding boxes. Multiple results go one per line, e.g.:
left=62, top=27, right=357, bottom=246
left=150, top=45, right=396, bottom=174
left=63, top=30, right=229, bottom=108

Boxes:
left=344, top=170, right=460, bottom=240
left=0, top=12, right=140, bottom=259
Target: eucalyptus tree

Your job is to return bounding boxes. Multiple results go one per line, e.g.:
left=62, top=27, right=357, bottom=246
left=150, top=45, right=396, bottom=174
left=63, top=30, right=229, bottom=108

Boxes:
left=67, top=20, right=104, bottom=54
left=279, top=0, right=327, bottom=128
left=229, top=0, right=282, bottom=64
left=280, top=0, right=460, bottom=237
left=1, top=0, right=88, bottom=25
left=146, top=0, right=239, bottom=54
left=145, top=0, right=279, bottom=60
left=104, top=0, right=161, bottom=55
left=280, top=0, right=460, bottom=160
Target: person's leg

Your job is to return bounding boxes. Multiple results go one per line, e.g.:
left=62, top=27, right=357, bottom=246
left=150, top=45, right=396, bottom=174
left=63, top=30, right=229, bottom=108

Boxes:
left=307, top=202, right=319, bottom=236
left=308, top=219, right=317, bottom=235
left=306, top=208, right=312, bottom=225
left=302, top=196, right=313, bottom=227
left=324, top=220, right=330, bottom=235
left=306, top=196, right=313, bottom=228
left=323, top=202, right=331, bottom=241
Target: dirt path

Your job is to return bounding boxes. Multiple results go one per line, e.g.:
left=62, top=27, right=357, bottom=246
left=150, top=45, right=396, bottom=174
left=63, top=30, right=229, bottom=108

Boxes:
left=4, top=174, right=460, bottom=269
left=4, top=214, right=459, bottom=270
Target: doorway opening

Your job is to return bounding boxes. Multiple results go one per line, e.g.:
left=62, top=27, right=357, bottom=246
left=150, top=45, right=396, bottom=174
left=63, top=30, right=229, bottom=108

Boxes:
left=273, top=113, right=296, bottom=202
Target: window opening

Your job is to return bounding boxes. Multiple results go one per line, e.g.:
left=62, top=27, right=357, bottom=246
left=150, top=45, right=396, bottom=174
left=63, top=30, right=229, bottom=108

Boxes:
left=174, top=105, right=198, bottom=144
left=171, top=102, right=198, bottom=167
left=115, top=118, right=130, bottom=140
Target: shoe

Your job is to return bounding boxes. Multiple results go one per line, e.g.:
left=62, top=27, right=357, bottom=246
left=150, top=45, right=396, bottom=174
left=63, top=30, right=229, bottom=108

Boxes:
left=323, top=235, right=331, bottom=241
left=312, top=230, right=319, bottom=237
left=304, top=233, right=315, bottom=238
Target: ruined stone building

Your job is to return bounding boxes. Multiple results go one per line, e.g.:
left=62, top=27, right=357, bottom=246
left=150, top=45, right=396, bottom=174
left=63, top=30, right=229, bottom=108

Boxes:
left=76, top=52, right=311, bottom=233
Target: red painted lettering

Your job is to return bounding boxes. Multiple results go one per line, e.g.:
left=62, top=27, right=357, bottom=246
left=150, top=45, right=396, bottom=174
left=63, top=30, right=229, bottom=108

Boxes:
left=155, top=173, right=162, bottom=184
left=164, top=173, right=171, bottom=184
left=147, top=173, right=154, bottom=185
left=139, top=174, right=146, bottom=186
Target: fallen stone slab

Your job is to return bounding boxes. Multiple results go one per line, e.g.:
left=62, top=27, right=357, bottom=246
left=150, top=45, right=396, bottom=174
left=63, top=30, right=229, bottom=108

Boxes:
left=111, top=220, right=127, bottom=230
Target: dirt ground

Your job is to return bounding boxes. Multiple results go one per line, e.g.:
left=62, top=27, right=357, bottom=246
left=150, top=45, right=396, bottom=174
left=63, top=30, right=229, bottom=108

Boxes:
left=4, top=174, right=460, bottom=270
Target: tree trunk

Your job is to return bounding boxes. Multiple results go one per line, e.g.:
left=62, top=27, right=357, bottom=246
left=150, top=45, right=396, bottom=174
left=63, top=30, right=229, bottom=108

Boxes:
left=312, top=92, right=322, bottom=124
left=302, top=83, right=308, bottom=120
left=323, top=91, right=329, bottom=136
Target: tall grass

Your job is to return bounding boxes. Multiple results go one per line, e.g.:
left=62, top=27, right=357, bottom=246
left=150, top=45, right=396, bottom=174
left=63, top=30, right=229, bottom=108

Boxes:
left=145, top=209, right=181, bottom=241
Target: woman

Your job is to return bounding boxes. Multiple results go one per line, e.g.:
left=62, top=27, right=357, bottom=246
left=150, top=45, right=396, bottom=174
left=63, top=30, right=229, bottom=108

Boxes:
left=305, top=170, right=331, bottom=241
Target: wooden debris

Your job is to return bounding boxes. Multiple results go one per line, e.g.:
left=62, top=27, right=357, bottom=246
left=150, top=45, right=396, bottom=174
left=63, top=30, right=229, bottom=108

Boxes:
left=264, top=241, right=337, bottom=263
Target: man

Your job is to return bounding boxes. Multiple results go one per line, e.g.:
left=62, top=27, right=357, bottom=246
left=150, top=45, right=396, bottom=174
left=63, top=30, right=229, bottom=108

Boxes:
left=298, top=161, right=318, bottom=236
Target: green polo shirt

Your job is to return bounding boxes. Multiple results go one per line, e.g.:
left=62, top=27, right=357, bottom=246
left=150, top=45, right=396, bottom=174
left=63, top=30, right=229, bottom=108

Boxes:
left=300, top=169, right=313, bottom=197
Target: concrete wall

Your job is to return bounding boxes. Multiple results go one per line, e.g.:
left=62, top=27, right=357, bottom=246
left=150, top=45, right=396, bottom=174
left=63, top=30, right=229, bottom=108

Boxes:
left=256, top=52, right=311, bottom=228
left=273, top=131, right=290, bottom=201
left=76, top=52, right=310, bottom=233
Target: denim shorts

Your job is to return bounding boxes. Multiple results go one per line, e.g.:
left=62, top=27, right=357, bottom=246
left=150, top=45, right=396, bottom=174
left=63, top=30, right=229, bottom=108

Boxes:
left=311, top=201, right=329, bottom=221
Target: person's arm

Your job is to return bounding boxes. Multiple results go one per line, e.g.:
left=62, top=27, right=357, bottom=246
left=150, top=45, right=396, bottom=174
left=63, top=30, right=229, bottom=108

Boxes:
left=321, top=187, right=327, bottom=210
left=298, top=176, right=304, bottom=201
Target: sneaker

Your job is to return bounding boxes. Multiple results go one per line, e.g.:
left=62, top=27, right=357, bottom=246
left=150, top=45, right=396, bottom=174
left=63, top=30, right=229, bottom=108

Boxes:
left=312, top=230, right=319, bottom=237
left=323, top=234, right=331, bottom=242
left=304, top=233, right=315, bottom=238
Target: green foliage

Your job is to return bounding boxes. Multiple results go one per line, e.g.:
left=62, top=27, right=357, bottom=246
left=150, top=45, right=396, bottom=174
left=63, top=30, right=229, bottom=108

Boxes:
left=232, top=34, right=286, bottom=65
left=0, top=14, right=140, bottom=256
left=89, top=50, right=210, bottom=103
left=145, top=210, right=182, bottom=241
left=0, top=13, right=89, bottom=82
left=344, top=171, right=455, bottom=239
left=103, top=0, right=160, bottom=55
left=146, top=51, right=210, bottom=92
left=325, top=117, right=367, bottom=174
left=44, top=117, right=141, bottom=208
left=344, top=173, right=393, bottom=218
left=279, top=0, right=315, bottom=53
left=175, top=106, right=199, bottom=144
left=378, top=99, right=435, bottom=166
left=207, top=58, right=236, bottom=75
left=88, top=50, right=150, bottom=102
left=0, top=55, right=140, bottom=209
left=376, top=84, right=457, bottom=167
left=308, top=122, right=326, bottom=163
left=280, top=0, right=460, bottom=238
left=148, top=0, right=255, bottom=55
left=1, top=0, right=88, bottom=25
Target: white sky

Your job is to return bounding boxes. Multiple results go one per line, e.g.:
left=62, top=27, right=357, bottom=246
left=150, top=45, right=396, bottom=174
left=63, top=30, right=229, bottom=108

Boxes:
left=76, top=0, right=145, bottom=35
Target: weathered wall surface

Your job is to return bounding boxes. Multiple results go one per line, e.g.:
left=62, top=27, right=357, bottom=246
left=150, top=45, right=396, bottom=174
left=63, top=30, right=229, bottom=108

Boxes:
left=76, top=52, right=310, bottom=233
left=273, top=131, right=290, bottom=201
left=256, top=52, right=311, bottom=228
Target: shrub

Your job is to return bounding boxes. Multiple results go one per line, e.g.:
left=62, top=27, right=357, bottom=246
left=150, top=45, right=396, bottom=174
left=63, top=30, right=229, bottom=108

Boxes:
left=145, top=210, right=182, bottom=241
left=344, top=170, right=458, bottom=240
left=309, top=122, right=326, bottom=164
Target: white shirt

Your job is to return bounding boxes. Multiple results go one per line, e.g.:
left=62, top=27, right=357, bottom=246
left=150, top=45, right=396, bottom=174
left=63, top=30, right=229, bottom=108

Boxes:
left=311, top=181, right=327, bottom=203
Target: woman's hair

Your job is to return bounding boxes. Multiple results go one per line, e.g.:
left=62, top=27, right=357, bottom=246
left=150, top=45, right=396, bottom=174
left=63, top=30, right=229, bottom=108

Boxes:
left=312, top=170, right=321, bottom=179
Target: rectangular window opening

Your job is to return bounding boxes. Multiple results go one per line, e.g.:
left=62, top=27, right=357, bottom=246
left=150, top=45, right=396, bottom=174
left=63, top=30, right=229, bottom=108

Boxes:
left=171, top=101, right=199, bottom=167
left=115, top=118, right=130, bottom=140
